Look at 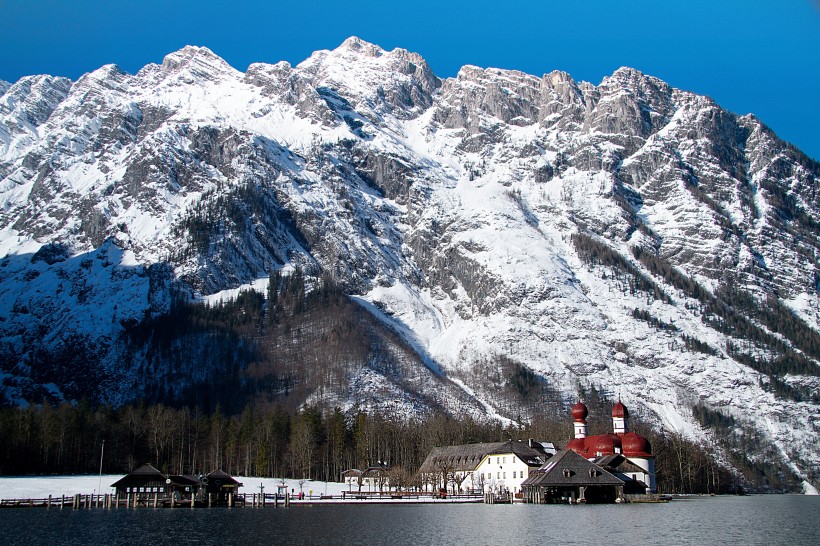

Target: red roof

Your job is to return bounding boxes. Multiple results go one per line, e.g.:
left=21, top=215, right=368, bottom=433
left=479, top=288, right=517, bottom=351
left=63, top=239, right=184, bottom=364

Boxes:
left=567, top=433, right=623, bottom=457
left=622, top=431, right=652, bottom=457
left=612, top=400, right=629, bottom=418
left=566, top=437, right=586, bottom=454
left=571, top=402, right=588, bottom=422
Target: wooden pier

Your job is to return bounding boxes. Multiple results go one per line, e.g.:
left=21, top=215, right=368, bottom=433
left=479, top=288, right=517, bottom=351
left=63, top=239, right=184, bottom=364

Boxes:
left=1, top=491, right=487, bottom=508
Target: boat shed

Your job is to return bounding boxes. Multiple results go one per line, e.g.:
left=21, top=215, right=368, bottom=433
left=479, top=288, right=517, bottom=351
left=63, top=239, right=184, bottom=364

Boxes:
left=204, top=470, right=243, bottom=504
left=167, top=475, right=202, bottom=502
left=521, top=449, right=624, bottom=503
left=110, top=463, right=168, bottom=497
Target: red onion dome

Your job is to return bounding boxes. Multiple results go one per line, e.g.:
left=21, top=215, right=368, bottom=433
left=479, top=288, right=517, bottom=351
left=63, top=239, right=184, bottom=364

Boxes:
left=566, top=437, right=586, bottom=455
left=622, top=432, right=652, bottom=457
left=612, top=400, right=629, bottom=418
left=571, top=402, right=589, bottom=421
left=585, top=433, right=621, bottom=456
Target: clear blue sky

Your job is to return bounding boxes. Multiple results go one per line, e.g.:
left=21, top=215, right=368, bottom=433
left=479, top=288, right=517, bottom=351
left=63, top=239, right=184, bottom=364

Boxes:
left=2, top=0, right=819, bottom=160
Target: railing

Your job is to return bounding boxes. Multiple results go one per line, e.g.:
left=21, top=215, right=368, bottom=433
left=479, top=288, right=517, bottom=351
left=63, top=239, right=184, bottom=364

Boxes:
left=0, top=490, right=486, bottom=508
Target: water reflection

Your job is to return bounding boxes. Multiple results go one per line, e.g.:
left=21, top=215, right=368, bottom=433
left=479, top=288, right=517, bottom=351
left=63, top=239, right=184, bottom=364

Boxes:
left=0, top=495, right=817, bottom=545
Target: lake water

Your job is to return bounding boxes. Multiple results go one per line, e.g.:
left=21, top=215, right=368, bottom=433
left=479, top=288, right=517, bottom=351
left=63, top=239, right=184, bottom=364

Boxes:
left=1, top=495, right=817, bottom=545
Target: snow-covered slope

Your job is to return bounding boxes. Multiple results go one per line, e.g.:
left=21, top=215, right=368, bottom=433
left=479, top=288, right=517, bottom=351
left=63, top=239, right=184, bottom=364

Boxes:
left=1, top=38, right=818, bottom=488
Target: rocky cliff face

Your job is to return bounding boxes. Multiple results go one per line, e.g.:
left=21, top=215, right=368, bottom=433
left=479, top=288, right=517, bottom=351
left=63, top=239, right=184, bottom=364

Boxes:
left=1, top=38, right=818, bottom=489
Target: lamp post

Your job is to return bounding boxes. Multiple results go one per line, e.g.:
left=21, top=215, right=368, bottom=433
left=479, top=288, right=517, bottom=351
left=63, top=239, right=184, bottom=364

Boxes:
left=98, top=440, right=105, bottom=497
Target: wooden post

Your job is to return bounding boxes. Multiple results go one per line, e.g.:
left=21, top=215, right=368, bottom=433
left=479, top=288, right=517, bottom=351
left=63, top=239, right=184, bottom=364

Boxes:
left=47, top=495, right=51, bottom=509
left=208, top=493, right=212, bottom=508
left=115, top=493, right=119, bottom=508
left=228, top=492, right=233, bottom=508
left=191, top=493, right=195, bottom=509
left=61, top=495, right=64, bottom=510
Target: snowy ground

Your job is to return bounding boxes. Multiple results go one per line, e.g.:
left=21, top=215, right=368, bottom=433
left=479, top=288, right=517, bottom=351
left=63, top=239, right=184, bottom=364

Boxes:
left=0, top=475, right=346, bottom=499
left=0, top=475, right=479, bottom=504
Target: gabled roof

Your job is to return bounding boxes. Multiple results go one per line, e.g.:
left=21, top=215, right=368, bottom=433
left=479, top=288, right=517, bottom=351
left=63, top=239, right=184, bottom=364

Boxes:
left=595, top=454, right=646, bottom=474
left=131, top=463, right=164, bottom=476
left=418, top=442, right=506, bottom=473
left=206, top=469, right=242, bottom=485
left=419, top=440, right=552, bottom=474
left=487, top=440, right=548, bottom=467
left=111, top=463, right=166, bottom=488
left=521, top=450, right=623, bottom=487
left=168, top=475, right=200, bottom=486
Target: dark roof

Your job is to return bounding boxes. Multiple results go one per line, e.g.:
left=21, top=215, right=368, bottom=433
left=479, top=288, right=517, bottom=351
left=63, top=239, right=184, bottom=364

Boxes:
left=595, top=454, right=646, bottom=474
left=419, top=440, right=551, bottom=473
left=418, top=442, right=506, bottom=473
left=206, top=470, right=242, bottom=486
left=131, top=463, right=164, bottom=476
left=521, top=450, right=623, bottom=488
left=168, top=475, right=200, bottom=486
left=110, top=463, right=166, bottom=488
left=488, top=440, right=549, bottom=467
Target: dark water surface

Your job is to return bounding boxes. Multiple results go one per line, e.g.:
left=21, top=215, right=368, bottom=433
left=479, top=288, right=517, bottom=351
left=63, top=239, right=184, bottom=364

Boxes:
left=1, top=495, right=817, bottom=545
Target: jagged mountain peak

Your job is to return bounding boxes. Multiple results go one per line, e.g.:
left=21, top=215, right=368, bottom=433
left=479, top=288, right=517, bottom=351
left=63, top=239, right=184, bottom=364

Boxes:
left=0, top=74, right=72, bottom=155
left=127, top=45, right=243, bottom=85
left=72, top=64, right=131, bottom=94
left=337, top=36, right=385, bottom=58
left=543, top=69, right=578, bottom=88
left=294, top=37, right=440, bottom=120
left=160, top=45, right=230, bottom=71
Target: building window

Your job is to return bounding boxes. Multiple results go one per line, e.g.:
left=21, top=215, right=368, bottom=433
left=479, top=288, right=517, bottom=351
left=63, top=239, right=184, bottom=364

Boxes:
left=497, top=472, right=500, bottom=479
left=503, top=472, right=506, bottom=479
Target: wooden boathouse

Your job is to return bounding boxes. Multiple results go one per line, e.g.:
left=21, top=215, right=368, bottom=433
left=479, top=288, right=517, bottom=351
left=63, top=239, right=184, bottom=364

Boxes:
left=521, top=449, right=624, bottom=503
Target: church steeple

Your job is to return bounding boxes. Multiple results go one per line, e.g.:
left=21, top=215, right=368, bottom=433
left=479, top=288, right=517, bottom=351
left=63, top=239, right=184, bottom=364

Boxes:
left=572, top=401, right=588, bottom=438
left=612, top=400, right=629, bottom=435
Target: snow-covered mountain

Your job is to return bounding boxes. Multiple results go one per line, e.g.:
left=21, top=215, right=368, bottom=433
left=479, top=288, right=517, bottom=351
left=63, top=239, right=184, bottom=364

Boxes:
left=1, top=37, right=818, bottom=489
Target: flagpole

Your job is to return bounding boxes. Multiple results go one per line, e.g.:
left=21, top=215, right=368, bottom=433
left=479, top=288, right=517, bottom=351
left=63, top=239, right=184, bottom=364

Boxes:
left=98, top=440, right=105, bottom=496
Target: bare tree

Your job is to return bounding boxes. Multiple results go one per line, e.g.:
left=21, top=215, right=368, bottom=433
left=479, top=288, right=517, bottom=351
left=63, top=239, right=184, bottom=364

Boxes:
left=147, top=404, right=173, bottom=469
left=433, top=457, right=455, bottom=496
left=290, top=416, right=316, bottom=479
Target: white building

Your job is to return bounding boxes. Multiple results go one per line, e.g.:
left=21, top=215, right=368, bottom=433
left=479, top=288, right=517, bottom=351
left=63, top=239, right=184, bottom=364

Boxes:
left=418, top=440, right=555, bottom=495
